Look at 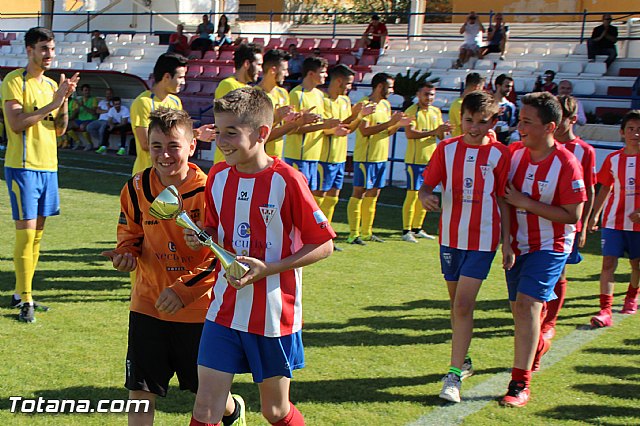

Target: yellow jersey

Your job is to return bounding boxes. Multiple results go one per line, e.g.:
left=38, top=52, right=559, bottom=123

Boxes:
left=213, top=76, right=248, bottom=164
left=354, top=96, right=392, bottom=163
left=404, top=103, right=442, bottom=165
left=283, top=85, right=326, bottom=161
left=262, top=85, right=289, bottom=158
left=321, top=94, right=351, bottom=164
left=449, top=97, right=463, bottom=137
left=1, top=68, right=59, bottom=171
left=130, top=90, right=182, bottom=175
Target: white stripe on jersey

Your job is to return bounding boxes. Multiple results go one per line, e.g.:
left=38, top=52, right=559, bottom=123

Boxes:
left=265, top=173, right=286, bottom=336
left=623, top=156, right=638, bottom=230
left=572, top=144, right=585, bottom=163
left=456, top=146, right=478, bottom=250
left=604, top=154, right=638, bottom=230
left=440, top=142, right=456, bottom=248
left=536, top=156, right=561, bottom=251
left=210, top=168, right=231, bottom=319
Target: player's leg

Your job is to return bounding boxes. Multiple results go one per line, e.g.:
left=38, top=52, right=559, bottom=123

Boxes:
left=402, top=164, right=418, bottom=242
left=621, top=256, right=640, bottom=314
left=361, top=162, right=385, bottom=241
left=321, top=188, right=340, bottom=224
left=128, top=390, right=156, bottom=426
left=347, top=162, right=367, bottom=244
left=313, top=162, right=329, bottom=208
left=451, top=276, right=482, bottom=366
left=258, top=376, right=304, bottom=425
left=191, top=366, right=234, bottom=424
left=592, top=255, right=618, bottom=327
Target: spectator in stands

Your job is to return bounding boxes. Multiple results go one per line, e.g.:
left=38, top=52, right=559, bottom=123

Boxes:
left=588, top=14, right=618, bottom=68
left=480, top=13, right=508, bottom=60
left=69, top=84, right=98, bottom=150
left=493, top=74, right=517, bottom=144
left=88, top=88, right=114, bottom=150
left=533, top=70, right=558, bottom=95
left=190, top=14, right=215, bottom=58
left=213, top=14, right=232, bottom=47
left=167, top=23, right=190, bottom=57
left=212, top=43, right=263, bottom=164
left=87, top=30, right=110, bottom=63
left=94, top=97, right=130, bottom=156
left=354, top=14, right=388, bottom=59
left=558, top=80, right=587, bottom=125
left=449, top=72, right=485, bottom=137
left=288, top=44, right=305, bottom=80
left=455, top=11, right=485, bottom=69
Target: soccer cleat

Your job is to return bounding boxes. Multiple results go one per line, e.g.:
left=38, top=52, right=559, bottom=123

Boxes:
left=333, top=245, right=343, bottom=252
left=230, top=394, right=246, bottom=426
left=439, top=373, right=461, bottom=403
left=402, top=232, right=418, bottom=243
left=621, top=297, right=638, bottom=315
left=532, top=338, right=551, bottom=372
left=367, top=234, right=385, bottom=243
left=117, top=147, right=127, bottom=156
left=415, top=229, right=436, bottom=240
left=96, top=146, right=107, bottom=154
left=10, top=294, right=21, bottom=308
left=347, top=236, right=366, bottom=246
left=10, top=295, right=50, bottom=312
left=500, top=380, right=530, bottom=407
left=461, top=357, right=474, bottom=380
left=18, top=303, right=36, bottom=323
left=590, top=310, right=613, bottom=328
left=542, top=327, right=556, bottom=341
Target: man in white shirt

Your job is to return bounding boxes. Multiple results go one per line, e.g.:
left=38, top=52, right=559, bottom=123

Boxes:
left=455, top=11, right=484, bottom=68
left=95, top=97, right=131, bottom=155
left=90, top=88, right=114, bottom=151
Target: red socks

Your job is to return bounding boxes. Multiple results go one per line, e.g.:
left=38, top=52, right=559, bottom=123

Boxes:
left=543, top=280, right=567, bottom=330
left=627, top=284, right=639, bottom=300
left=512, top=367, right=532, bottom=388
left=599, top=293, right=614, bottom=314
left=190, top=417, right=219, bottom=426
left=271, top=403, right=305, bottom=426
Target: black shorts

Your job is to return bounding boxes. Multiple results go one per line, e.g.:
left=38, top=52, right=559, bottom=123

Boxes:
left=369, top=39, right=381, bottom=49
left=125, top=312, right=204, bottom=397
left=483, top=44, right=502, bottom=53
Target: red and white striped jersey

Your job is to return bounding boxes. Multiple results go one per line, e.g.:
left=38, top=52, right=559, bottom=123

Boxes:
left=423, top=135, right=510, bottom=251
left=204, top=158, right=336, bottom=337
left=508, top=141, right=587, bottom=255
left=560, top=137, right=596, bottom=232
left=597, top=149, right=640, bottom=231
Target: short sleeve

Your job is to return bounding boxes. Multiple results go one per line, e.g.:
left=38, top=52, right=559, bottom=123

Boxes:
left=582, top=145, right=597, bottom=189
left=1, top=73, right=23, bottom=105
left=130, top=97, right=150, bottom=128
left=287, top=172, right=336, bottom=245
left=494, top=146, right=511, bottom=197
left=596, top=154, right=614, bottom=187
left=557, top=155, right=588, bottom=205
left=423, top=142, right=445, bottom=187
left=289, top=89, right=302, bottom=112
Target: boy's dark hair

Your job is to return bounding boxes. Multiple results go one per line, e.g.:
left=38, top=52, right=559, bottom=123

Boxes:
left=544, top=69, right=556, bottom=79
left=25, top=27, right=54, bottom=48
left=148, top=107, right=194, bottom=141
left=465, top=72, right=484, bottom=87
left=328, top=64, right=355, bottom=80
left=495, top=74, right=513, bottom=86
left=371, top=72, right=392, bottom=90
left=417, top=81, right=436, bottom=91
left=112, top=96, right=122, bottom=102
left=153, top=52, right=188, bottom=83
left=302, top=56, right=328, bottom=78
left=233, top=43, right=262, bottom=69
left=263, top=49, right=291, bottom=70
left=372, top=14, right=380, bottom=21
left=521, top=92, right=562, bottom=126
left=461, top=91, right=499, bottom=118
left=621, top=109, right=640, bottom=130
left=556, top=95, right=578, bottom=119
left=213, top=87, right=274, bottom=131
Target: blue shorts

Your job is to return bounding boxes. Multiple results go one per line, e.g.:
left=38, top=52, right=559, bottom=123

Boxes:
left=5, top=167, right=60, bottom=221
left=198, top=320, right=305, bottom=383
left=440, top=246, right=496, bottom=281
left=317, top=161, right=345, bottom=191
left=405, top=163, right=426, bottom=191
left=353, top=161, right=387, bottom=189
left=285, top=158, right=318, bottom=190
left=566, top=235, right=584, bottom=265
left=601, top=228, right=640, bottom=259
left=505, top=251, right=570, bottom=302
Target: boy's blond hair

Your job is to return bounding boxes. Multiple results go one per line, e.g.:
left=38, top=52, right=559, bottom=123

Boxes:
left=213, top=87, right=274, bottom=131
left=148, top=107, right=194, bottom=140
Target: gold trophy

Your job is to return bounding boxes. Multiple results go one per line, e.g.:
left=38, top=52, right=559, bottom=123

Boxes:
left=149, top=185, right=250, bottom=279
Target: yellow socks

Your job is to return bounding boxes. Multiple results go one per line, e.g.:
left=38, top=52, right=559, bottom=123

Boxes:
left=402, top=190, right=419, bottom=231
left=347, top=197, right=363, bottom=239
left=412, top=196, right=427, bottom=230
left=313, top=195, right=325, bottom=208
left=14, top=229, right=36, bottom=304
left=33, top=229, right=44, bottom=270
left=320, top=196, right=339, bottom=224
left=360, top=196, right=378, bottom=239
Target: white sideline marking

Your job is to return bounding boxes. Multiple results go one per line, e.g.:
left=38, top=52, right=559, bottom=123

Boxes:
left=407, top=312, right=630, bottom=426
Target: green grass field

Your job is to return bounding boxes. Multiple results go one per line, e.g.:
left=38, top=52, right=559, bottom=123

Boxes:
left=0, top=151, right=638, bottom=425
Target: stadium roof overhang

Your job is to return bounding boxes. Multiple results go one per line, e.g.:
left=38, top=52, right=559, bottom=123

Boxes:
left=0, top=68, right=149, bottom=99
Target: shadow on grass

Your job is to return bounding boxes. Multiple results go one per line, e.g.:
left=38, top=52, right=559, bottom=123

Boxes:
left=573, top=383, right=640, bottom=400
left=574, top=365, right=640, bottom=380
left=537, top=404, right=640, bottom=424
left=364, top=298, right=511, bottom=313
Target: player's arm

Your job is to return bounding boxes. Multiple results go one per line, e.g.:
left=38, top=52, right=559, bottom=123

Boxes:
left=228, top=240, right=333, bottom=289
left=497, top=196, right=515, bottom=270
left=587, top=184, right=612, bottom=232
left=418, top=184, right=440, bottom=212
left=388, top=113, right=413, bottom=136
left=405, top=122, right=450, bottom=139
left=134, top=126, right=149, bottom=151
left=158, top=255, right=217, bottom=315
left=578, top=183, right=596, bottom=247
left=359, top=111, right=405, bottom=136
left=504, top=181, right=584, bottom=224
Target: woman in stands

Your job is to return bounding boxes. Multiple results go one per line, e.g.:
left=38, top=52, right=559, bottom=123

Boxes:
left=214, top=15, right=232, bottom=48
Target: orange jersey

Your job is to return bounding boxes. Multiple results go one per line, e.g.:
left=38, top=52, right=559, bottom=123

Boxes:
left=115, top=164, right=214, bottom=323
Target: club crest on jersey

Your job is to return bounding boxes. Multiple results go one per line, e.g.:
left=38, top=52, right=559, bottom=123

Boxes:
left=480, top=165, right=491, bottom=178
left=537, top=180, right=549, bottom=193
left=259, top=204, right=277, bottom=227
